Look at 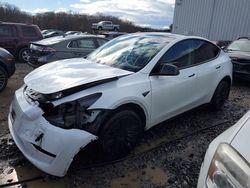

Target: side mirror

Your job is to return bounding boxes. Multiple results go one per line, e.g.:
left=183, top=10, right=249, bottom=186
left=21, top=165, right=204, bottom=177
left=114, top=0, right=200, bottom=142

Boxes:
left=153, top=64, right=180, bottom=76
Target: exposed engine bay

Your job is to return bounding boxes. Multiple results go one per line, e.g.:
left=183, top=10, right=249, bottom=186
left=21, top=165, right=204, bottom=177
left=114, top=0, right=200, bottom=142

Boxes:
left=24, top=86, right=107, bottom=135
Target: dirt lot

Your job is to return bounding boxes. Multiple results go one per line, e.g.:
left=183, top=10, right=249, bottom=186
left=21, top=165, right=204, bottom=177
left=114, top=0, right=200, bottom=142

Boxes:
left=0, top=64, right=249, bottom=188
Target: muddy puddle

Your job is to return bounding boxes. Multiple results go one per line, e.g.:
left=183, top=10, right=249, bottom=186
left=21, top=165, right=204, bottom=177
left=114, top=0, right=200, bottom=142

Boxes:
left=110, top=166, right=169, bottom=188
left=0, top=164, right=71, bottom=188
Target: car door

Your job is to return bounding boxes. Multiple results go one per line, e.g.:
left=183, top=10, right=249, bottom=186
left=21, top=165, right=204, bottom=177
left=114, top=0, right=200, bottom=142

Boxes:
left=105, top=22, right=112, bottom=30
left=149, top=39, right=198, bottom=126
left=0, top=24, right=19, bottom=54
left=68, top=38, right=97, bottom=58
left=193, top=40, right=222, bottom=104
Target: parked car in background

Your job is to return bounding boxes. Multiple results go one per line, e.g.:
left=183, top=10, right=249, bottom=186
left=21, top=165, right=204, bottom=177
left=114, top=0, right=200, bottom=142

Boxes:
left=225, top=38, right=250, bottom=81
left=212, top=40, right=231, bottom=49
left=43, top=30, right=65, bottom=39
left=28, top=35, right=109, bottom=67
left=41, top=29, right=54, bottom=35
left=100, top=31, right=126, bottom=40
left=0, top=22, right=43, bottom=62
left=197, top=111, right=250, bottom=188
left=65, top=31, right=83, bottom=35
left=92, top=21, right=120, bottom=31
left=0, top=48, right=15, bottom=92
left=9, top=33, right=232, bottom=177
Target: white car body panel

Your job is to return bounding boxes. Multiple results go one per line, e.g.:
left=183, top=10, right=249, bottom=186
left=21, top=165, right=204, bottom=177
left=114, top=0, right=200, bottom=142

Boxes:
left=24, top=58, right=133, bottom=94
left=9, top=33, right=233, bottom=176
left=150, top=66, right=197, bottom=125
left=196, top=51, right=232, bottom=104
left=197, top=111, right=250, bottom=188
left=9, top=87, right=97, bottom=177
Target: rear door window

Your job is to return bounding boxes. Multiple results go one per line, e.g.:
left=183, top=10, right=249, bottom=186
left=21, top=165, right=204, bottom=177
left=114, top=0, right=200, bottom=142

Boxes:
left=96, top=38, right=108, bottom=47
left=68, top=40, right=78, bottom=48
left=193, top=40, right=220, bottom=64
left=21, top=26, right=37, bottom=37
left=0, top=25, right=17, bottom=37
left=77, top=38, right=96, bottom=49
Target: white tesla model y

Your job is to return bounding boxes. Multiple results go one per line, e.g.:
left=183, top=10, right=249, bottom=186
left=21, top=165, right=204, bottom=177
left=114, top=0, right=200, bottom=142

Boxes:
left=9, top=33, right=232, bottom=176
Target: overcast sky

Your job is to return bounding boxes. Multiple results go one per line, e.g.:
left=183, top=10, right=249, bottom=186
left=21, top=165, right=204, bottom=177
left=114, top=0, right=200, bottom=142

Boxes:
left=5, top=0, right=175, bottom=29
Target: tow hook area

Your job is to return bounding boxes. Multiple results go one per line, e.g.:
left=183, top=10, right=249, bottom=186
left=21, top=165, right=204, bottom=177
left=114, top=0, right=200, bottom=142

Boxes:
left=35, top=133, right=44, bottom=142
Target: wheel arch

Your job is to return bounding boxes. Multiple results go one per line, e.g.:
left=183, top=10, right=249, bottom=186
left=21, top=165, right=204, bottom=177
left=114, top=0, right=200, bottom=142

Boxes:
left=114, top=103, right=147, bottom=129
left=211, top=75, right=232, bottom=102
left=221, top=75, right=232, bottom=86
left=0, top=60, right=8, bottom=75
left=97, top=102, right=148, bottom=133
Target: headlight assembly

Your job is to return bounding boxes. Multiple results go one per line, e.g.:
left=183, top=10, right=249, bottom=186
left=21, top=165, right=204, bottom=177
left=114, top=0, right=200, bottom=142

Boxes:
left=43, top=93, right=102, bottom=129
left=206, top=143, right=250, bottom=188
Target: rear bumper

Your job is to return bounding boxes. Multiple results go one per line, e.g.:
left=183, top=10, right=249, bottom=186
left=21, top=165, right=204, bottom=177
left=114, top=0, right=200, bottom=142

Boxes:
left=28, top=54, right=55, bottom=68
left=232, top=62, right=250, bottom=81
left=233, top=72, right=250, bottom=81
left=8, top=88, right=97, bottom=176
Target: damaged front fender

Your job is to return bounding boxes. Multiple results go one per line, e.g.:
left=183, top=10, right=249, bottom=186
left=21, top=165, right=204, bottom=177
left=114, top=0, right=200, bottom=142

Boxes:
left=9, top=88, right=97, bottom=177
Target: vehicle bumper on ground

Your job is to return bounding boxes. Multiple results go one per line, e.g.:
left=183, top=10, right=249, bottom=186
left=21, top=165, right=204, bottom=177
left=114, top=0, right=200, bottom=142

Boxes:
left=8, top=88, right=97, bottom=177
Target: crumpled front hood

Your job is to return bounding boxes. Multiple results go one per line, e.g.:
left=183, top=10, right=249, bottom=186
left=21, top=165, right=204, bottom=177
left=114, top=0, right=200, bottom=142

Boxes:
left=24, top=58, right=133, bottom=94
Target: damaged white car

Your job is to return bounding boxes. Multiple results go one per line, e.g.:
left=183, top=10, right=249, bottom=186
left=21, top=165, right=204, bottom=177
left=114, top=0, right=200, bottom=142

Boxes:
left=197, top=111, right=250, bottom=188
left=9, top=33, right=232, bottom=177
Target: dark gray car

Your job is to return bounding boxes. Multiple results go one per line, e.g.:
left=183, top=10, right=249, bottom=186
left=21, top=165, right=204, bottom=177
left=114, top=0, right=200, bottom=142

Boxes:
left=0, top=47, right=15, bottom=92
left=28, top=35, right=109, bottom=68
left=225, top=38, right=250, bottom=81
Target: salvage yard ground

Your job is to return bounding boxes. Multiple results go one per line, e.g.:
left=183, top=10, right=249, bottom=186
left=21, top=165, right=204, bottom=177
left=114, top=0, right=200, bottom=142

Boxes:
left=0, top=63, right=250, bottom=188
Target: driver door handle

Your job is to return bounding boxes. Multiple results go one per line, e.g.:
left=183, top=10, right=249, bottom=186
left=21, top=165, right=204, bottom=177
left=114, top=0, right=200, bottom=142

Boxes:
left=188, top=73, right=195, bottom=78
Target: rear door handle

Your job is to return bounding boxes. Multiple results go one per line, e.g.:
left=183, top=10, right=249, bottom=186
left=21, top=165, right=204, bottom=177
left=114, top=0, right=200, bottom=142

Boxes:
left=73, top=52, right=82, bottom=56
left=216, top=66, right=221, bottom=69
left=188, top=73, right=195, bottom=78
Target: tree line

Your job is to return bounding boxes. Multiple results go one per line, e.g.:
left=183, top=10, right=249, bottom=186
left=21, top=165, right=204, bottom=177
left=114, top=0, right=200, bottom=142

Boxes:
left=0, top=2, right=170, bottom=33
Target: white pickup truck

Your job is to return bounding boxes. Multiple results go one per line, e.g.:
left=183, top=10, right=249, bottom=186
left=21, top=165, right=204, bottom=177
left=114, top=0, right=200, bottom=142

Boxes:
left=92, top=21, right=120, bottom=31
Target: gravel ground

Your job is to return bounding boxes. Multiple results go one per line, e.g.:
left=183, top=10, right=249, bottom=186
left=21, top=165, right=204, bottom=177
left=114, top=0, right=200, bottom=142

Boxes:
left=0, top=63, right=249, bottom=188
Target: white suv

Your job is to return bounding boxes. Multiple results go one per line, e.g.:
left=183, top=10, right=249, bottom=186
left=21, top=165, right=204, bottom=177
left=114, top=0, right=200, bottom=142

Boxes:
left=9, top=33, right=232, bottom=176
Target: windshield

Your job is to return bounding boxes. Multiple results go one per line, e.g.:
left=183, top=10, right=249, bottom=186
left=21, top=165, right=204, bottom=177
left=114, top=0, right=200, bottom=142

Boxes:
left=227, top=40, right=250, bottom=52
left=87, top=34, right=169, bottom=72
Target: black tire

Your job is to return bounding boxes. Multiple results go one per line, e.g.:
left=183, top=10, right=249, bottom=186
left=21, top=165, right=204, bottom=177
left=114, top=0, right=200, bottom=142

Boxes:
left=0, top=66, right=8, bottom=92
left=18, top=47, right=30, bottom=63
left=114, top=27, right=118, bottom=31
left=210, top=80, right=230, bottom=110
left=98, top=110, right=143, bottom=161
left=98, top=27, right=102, bottom=31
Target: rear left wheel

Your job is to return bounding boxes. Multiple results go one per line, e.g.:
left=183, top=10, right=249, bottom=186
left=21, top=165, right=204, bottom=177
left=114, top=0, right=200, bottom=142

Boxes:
left=210, top=80, right=230, bottom=110
left=98, top=110, right=143, bottom=161
left=18, top=47, right=30, bottom=63
left=0, top=66, right=8, bottom=92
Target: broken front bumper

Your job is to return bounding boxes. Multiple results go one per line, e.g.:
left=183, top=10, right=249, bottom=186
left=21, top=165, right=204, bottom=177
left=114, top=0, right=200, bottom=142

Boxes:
left=8, top=88, right=97, bottom=177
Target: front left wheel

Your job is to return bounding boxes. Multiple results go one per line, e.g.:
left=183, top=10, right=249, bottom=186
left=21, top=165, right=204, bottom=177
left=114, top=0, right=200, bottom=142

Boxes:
left=98, top=110, right=143, bottom=161
left=0, top=66, right=8, bottom=92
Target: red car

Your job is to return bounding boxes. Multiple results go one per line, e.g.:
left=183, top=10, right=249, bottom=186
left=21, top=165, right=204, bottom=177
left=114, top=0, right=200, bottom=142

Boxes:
left=0, top=22, right=43, bottom=62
